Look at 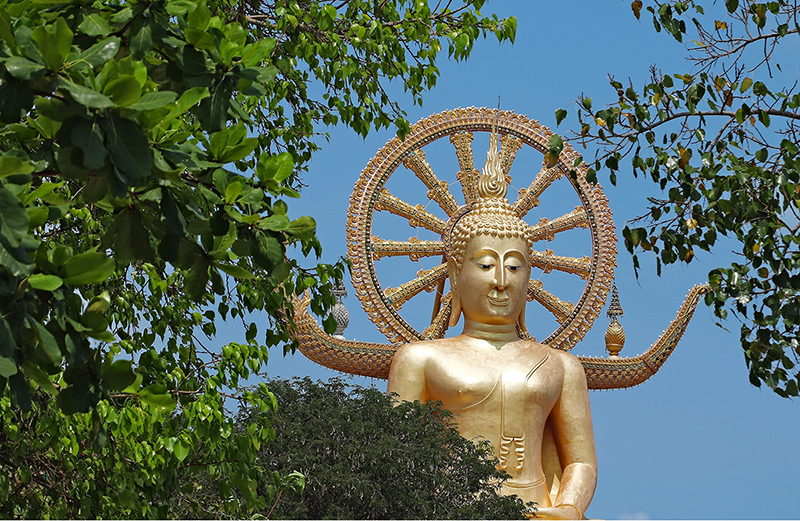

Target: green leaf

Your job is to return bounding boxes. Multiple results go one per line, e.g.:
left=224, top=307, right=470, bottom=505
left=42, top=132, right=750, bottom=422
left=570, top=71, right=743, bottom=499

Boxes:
left=0, top=154, right=34, bottom=177
left=195, top=78, right=233, bottom=132
left=0, top=184, right=29, bottom=247
left=126, top=91, right=177, bottom=111
left=216, top=262, right=255, bottom=279
left=53, top=17, right=73, bottom=61
left=225, top=180, right=243, bottom=203
left=4, top=56, right=48, bottom=80
left=78, top=13, right=111, bottom=37
left=162, top=86, right=209, bottom=123
left=22, top=361, right=57, bottom=394
left=129, top=16, right=153, bottom=56
left=78, top=36, right=120, bottom=68
left=139, top=383, right=177, bottom=410
left=103, top=75, right=141, bottom=107
left=176, top=46, right=207, bottom=74
left=0, top=8, right=16, bottom=54
left=0, top=357, right=16, bottom=377
left=258, top=214, right=289, bottom=232
left=71, top=117, right=107, bottom=169
left=0, top=77, right=33, bottom=124
left=253, top=232, right=283, bottom=269
left=31, top=319, right=60, bottom=364
left=740, top=77, right=753, bottom=93
left=287, top=215, right=316, bottom=240
left=62, top=251, right=115, bottom=284
left=219, top=137, right=258, bottom=163
left=0, top=318, right=14, bottom=358
left=59, top=78, right=115, bottom=109
left=108, top=210, right=155, bottom=264
left=256, top=152, right=294, bottom=182
left=102, top=359, right=136, bottom=391
left=28, top=273, right=63, bottom=291
left=0, top=241, right=33, bottom=276
left=102, top=115, right=153, bottom=184
left=184, top=256, right=210, bottom=301
left=174, top=439, right=191, bottom=462
left=555, top=108, right=567, bottom=126
left=9, top=373, right=31, bottom=411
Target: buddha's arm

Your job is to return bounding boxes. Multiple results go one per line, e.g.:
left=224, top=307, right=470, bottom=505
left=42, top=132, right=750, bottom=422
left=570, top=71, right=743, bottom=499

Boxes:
left=387, top=344, right=429, bottom=402
left=539, top=353, right=598, bottom=519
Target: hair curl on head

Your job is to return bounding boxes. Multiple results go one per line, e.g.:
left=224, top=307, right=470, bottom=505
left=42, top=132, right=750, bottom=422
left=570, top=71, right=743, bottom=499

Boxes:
left=444, top=198, right=533, bottom=274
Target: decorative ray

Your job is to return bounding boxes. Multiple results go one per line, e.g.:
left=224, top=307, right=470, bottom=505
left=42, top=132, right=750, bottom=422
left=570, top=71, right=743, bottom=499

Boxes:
left=529, top=207, right=590, bottom=243
left=527, top=279, right=575, bottom=324
left=499, top=133, right=523, bottom=177
left=450, top=131, right=479, bottom=204
left=371, top=238, right=445, bottom=261
left=384, top=263, right=448, bottom=310
left=424, top=290, right=452, bottom=339
left=530, top=250, right=592, bottom=279
left=512, top=165, right=564, bottom=218
left=374, top=188, right=446, bottom=234
left=403, top=149, right=460, bottom=216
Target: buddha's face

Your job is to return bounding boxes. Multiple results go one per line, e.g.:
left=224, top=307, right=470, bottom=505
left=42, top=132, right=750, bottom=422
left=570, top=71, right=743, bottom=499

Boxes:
left=455, top=234, right=530, bottom=326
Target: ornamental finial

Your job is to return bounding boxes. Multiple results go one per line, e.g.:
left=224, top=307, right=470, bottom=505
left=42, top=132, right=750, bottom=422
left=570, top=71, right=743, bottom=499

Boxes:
left=605, top=282, right=625, bottom=358
left=477, top=108, right=507, bottom=199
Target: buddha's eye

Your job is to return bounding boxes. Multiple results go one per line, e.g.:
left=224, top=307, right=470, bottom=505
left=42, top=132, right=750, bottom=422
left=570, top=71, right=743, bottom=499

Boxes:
left=506, top=264, right=522, bottom=272
left=477, top=263, right=494, bottom=270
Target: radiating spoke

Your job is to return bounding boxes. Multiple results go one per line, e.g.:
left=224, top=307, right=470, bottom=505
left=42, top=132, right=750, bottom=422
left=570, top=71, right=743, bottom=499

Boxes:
left=530, top=206, right=590, bottom=242
left=375, top=188, right=446, bottom=234
left=403, top=149, right=460, bottom=216
left=424, top=291, right=452, bottom=339
left=512, top=165, right=564, bottom=218
left=450, top=131, right=480, bottom=204
left=527, top=279, right=575, bottom=324
left=384, top=263, right=448, bottom=310
left=499, top=134, right=523, bottom=178
left=530, top=249, right=592, bottom=279
left=371, top=238, right=445, bottom=261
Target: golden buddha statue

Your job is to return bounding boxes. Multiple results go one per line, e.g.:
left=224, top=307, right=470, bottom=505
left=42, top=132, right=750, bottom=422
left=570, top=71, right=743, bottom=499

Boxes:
left=387, top=127, right=597, bottom=519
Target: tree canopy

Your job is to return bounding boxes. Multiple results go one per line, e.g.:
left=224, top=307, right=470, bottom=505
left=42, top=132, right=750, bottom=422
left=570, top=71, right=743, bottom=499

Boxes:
left=557, top=0, right=800, bottom=397
left=0, top=0, right=516, bottom=516
left=237, top=378, right=532, bottom=520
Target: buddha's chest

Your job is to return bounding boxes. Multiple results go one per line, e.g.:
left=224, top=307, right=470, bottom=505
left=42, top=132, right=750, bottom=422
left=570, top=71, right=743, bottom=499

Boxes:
left=424, top=347, right=562, bottom=413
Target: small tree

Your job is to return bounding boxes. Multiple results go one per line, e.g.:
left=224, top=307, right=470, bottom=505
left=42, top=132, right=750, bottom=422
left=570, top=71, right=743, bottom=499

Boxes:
left=241, top=377, right=532, bottom=520
left=556, top=0, right=800, bottom=397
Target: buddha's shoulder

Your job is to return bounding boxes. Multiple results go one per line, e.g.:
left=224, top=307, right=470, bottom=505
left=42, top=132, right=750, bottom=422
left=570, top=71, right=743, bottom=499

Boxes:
left=390, top=338, right=451, bottom=368
left=543, top=346, right=587, bottom=380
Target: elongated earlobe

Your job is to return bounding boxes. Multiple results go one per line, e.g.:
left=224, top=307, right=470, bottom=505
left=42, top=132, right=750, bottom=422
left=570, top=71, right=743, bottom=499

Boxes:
left=449, top=289, right=461, bottom=328
left=448, top=260, right=461, bottom=328
left=517, top=298, right=528, bottom=334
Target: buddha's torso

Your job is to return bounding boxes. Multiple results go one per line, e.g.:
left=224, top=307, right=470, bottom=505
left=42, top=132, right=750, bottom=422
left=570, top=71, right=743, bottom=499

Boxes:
left=421, top=337, right=564, bottom=505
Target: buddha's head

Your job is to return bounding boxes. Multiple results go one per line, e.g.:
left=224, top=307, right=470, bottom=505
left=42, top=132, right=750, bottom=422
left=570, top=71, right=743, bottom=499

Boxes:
left=443, top=126, right=533, bottom=329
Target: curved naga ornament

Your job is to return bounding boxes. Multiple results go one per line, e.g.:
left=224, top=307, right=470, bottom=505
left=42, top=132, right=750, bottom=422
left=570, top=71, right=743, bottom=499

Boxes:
left=293, top=108, right=709, bottom=389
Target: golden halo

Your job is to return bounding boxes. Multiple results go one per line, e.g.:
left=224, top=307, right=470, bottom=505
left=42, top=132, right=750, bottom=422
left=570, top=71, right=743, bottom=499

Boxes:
left=346, top=107, right=617, bottom=351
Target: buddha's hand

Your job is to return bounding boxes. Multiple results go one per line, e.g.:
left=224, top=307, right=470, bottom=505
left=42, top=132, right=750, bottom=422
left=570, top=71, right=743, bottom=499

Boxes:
left=533, top=505, right=584, bottom=519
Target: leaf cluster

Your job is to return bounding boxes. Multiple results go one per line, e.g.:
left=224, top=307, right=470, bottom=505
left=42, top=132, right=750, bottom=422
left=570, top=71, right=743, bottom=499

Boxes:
left=237, top=377, right=533, bottom=520
left=0, top=0, right=516, bottom=516
left=555, top=0, right=800, bottom=397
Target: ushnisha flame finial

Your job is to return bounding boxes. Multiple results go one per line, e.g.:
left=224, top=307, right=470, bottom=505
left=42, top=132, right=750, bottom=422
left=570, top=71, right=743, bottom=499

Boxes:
left=477, top=109, right=508, bottom=199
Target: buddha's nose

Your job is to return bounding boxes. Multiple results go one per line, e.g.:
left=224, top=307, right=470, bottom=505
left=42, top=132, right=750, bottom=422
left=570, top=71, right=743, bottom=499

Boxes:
left=493, top=265, right=508, bottom=290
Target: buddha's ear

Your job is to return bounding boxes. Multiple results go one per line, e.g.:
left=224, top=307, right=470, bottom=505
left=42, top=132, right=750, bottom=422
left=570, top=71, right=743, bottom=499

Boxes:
left=517, top=298, right=528, bottom=333
left=447, top=258, right=461, bottom=328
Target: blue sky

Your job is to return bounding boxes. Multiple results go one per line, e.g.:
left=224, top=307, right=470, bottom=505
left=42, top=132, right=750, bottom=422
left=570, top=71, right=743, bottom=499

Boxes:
left=241, top=2, right=799, bottom=518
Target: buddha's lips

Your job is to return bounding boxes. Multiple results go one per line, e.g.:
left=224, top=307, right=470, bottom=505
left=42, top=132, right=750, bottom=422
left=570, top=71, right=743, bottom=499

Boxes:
left=488, top=296, right=509, bottom=306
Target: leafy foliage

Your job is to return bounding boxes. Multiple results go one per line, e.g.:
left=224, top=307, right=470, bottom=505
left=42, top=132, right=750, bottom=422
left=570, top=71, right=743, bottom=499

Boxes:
left=556, top=0, right=800, bottom=397
left=0, top=0, right=516, bottom=516
left=239, top=378, right=533, bottom=520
